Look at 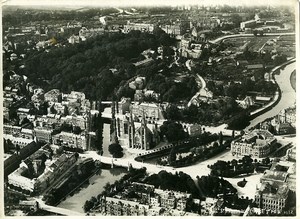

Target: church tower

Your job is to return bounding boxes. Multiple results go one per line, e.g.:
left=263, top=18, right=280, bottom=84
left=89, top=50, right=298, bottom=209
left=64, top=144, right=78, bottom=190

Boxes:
left=141, top=111, right=148, bottom=150
left=128, top=110, right=135, bottom=148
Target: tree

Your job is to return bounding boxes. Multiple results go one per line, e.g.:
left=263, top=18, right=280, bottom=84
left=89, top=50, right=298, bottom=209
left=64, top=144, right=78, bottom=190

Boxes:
left=168, top=148, right=177, bottom=165
left=219, top=131, right=223, bottom=146
left=253, top=29, right=258, bottom=36
left=15, top=144, right=20, bottom=155
left=160, top=121, right=188, bottom=142
left=84, top=200, right=94, bottom=212
left=73, top=126, right=82, bottom=134
left=108, top=143, right=123, bottom=158
left=165, top=104, right=182, bottom=120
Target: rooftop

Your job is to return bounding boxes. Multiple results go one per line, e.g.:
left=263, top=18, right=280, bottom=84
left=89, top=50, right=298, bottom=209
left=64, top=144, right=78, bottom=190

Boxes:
left=261, top=170, right=288, bottom=183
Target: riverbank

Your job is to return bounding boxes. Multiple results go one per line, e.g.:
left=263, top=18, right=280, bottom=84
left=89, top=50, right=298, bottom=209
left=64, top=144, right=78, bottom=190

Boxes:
left=290, top=70, right=296, bottom=91
left=246, top=60, right=296, bottom=129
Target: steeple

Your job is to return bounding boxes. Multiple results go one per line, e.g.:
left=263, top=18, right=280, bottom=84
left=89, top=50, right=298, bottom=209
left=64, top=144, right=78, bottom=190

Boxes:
left=142, top=110, right=147, bottom=127
left=129, top=109, right=135, bottom=148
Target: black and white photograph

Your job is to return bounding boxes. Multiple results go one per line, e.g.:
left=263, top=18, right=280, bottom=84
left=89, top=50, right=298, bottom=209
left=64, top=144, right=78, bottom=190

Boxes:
left=1, top=0, right=298, bottom=217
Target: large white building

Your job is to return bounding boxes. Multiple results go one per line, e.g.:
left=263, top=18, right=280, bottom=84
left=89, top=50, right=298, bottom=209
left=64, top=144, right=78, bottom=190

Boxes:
left=231, top=129, right=277, bottom=158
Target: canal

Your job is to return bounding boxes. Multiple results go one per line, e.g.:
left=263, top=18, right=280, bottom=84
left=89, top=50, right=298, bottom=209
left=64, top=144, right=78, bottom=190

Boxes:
left=57, top=167, right=127, bottom=213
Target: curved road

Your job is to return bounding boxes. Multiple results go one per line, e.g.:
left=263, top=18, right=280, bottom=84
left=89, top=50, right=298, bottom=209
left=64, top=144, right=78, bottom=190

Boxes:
left=247, top=61, right=296, bottom=129
left=186, top=60, right=207, bottom=107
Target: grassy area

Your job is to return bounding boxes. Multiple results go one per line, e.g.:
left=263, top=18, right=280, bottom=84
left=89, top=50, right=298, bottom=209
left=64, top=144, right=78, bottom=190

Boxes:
left=290, top=70, right=296, bottom=91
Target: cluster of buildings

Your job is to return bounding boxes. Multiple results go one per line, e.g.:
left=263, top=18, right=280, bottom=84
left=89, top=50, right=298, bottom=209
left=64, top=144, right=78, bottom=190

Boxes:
left=111, top=98, right=165, bottom=150
left=252, top=146, right=296, bottom=215
left=3, top=75, right=27, bottom=121
left=179, top=27, right=213, bottom=59
left=231, top=129, right=277, bottom=158
left=127, top=76, right=160, bottom=102
left=93, top=182, right=194, bottom=216
left=260, top=105, right=296, bottom=135
left=240, top=14, right=292, bottom=33
left=7, top=145, right=77, bottom=195
left=3, top=88, right=99, bottom=152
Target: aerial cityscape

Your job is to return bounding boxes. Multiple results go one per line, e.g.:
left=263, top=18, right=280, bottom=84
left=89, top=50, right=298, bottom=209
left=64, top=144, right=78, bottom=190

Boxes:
left=2, top=1, right=297, bottom=217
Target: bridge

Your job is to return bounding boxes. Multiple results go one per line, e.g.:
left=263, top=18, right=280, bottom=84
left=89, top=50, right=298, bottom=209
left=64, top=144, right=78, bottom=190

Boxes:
left=35, top=199, right=85, bottom=216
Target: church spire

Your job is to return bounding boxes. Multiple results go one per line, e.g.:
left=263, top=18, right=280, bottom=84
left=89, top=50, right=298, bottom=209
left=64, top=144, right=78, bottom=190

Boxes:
left=142, top=110, right=147, bottom=127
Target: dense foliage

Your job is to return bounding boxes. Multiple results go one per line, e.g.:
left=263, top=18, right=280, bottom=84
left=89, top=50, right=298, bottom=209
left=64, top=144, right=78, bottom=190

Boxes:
left=209, top=155, right=272, bottom=177
left=197, top=175, right=237, bottom=198
left=23, top=30, right=175, bottom=100
left=165, top=97, right=248, bottom=127
left=144, top=170, right=199, bottom=196
left=209, top=156, right=254, bottom=178
left=159, top=121, right=188, bottom=142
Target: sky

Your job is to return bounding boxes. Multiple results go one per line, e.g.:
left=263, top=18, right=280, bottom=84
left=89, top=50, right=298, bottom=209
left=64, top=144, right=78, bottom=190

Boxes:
left=2, top=0, right=297, bottom=8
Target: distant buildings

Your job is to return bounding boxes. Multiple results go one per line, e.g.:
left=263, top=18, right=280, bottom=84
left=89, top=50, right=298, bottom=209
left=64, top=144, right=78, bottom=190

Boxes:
left=180, top=35, right=202, bottom=59
left=78, top=27, right=105, bottom=40
left=123, top=22, right=154, bottom=33
left=231, top=129, right=277, bottom=158
left=240, top=20, right=257, bottom=30
left=68, top=35, right=80, bottom=44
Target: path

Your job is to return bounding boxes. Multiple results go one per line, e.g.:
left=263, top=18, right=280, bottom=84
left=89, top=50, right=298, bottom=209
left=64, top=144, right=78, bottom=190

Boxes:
left=186, top=60, right=207, bottom=107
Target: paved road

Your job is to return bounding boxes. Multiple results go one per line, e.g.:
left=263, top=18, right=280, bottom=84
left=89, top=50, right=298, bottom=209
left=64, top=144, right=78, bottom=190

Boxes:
left=81, top=150, right=259, bottom=199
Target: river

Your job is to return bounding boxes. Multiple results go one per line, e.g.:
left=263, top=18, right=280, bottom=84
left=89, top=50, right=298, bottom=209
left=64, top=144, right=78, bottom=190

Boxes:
left=102, top=123, right=111, bottom=157
left=247, top=62, right=296, bottom=129
left=57, top=168, right=126, bottom=213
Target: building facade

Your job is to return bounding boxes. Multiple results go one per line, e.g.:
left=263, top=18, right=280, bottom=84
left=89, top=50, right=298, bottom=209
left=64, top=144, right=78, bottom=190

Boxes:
left=231, top=129, right=277, bottom=158
left=254, top=183, right=289, bottom=214
left=52, top=131, right=88, bottom=151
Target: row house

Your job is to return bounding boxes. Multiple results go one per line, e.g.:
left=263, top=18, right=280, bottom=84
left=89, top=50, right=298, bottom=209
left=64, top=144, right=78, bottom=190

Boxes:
left=99, top=196, right=149, bottom=216
left=123, top=22, right=154, bottom=33
left=155, top=189, right=191, bottom=211
left=52, top=131, right=88, bottom=151
left=34, top=127, right=52, bottom=143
